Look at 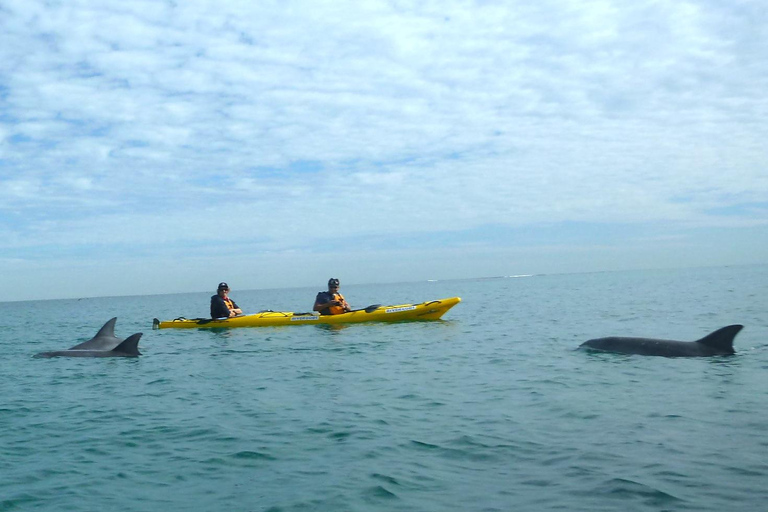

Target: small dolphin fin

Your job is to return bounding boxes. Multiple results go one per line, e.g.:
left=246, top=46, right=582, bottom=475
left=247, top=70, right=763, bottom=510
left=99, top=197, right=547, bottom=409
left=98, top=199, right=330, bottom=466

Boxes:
left=696, top=325, right=743, bottom=353
left=94, top=317, right=118, bottom=339
left=113, top=332, right=142, bottom=356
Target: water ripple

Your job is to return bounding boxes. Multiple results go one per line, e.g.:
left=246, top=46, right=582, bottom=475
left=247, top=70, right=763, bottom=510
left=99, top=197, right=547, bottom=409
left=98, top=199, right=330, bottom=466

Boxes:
left=2, top=266, right=768, bottom=511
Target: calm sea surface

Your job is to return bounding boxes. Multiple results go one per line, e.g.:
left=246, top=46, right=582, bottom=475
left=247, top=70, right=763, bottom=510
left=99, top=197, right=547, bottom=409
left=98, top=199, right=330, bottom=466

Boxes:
left=2, top=265, right=767, bottom=511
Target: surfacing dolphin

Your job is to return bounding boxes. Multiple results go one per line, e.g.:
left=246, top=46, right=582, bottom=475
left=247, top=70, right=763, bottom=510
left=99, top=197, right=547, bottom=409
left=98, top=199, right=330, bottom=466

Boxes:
left=34, top=317, right=143, bottom=358
left=579, top=325, right=743, bottom=357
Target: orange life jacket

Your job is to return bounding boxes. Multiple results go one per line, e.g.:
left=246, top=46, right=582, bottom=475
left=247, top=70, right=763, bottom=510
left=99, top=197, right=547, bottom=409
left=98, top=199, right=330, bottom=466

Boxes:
left=223, top=297, right=236, bottom=310
left=328, top=293, right=346, bottom=315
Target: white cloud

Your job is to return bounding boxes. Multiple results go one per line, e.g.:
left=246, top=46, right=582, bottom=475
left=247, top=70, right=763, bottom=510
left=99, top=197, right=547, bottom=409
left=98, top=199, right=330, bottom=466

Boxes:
left=1, top=0, right=767, bottom=300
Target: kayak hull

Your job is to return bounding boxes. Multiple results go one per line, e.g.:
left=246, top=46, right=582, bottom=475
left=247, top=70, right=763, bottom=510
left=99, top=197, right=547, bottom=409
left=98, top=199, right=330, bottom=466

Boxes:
left=154, top=297, right=461, bottom=329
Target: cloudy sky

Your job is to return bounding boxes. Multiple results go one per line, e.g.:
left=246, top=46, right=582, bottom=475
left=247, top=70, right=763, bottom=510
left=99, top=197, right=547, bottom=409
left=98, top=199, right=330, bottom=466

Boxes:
left=1, top=0, right=766, bottom=301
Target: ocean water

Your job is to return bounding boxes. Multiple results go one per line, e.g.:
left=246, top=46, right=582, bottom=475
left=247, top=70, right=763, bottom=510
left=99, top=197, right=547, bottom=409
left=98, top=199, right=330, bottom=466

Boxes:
left=1, top=265, right=767, bottom=511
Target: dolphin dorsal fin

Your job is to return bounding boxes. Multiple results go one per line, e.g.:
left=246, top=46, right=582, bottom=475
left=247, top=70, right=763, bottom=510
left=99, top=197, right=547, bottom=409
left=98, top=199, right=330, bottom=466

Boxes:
left=94, top=317, right=118, bottom=339
left=113, top=333, right=142, bottom=356
left=696, top=325, right=743, bottom=353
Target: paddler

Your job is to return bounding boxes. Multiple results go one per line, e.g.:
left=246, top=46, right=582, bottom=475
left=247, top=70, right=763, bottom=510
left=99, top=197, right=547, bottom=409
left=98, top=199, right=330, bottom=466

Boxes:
left=210, top=282, right=243, bottom=319
left=313, top=278, right=351, bottom=315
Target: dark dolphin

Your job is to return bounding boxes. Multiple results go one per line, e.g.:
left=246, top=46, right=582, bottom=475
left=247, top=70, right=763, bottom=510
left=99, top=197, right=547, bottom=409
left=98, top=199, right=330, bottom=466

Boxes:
left=579, top=325, right=743, bottom=357
left=34, top=318, right=143, bottom=358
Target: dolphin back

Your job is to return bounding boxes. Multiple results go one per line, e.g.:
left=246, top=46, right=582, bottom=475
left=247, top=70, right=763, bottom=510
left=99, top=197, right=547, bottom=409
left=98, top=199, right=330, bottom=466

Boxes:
left=696, top=324, right=743, bottom=354
left=69, top=317, right=120, bottom=350
left=33, top=333, right=142, bottom=358
left=33, top=318, right=142, bottom=358
left=113, top=333, right=142, bottom=356
left=580, top=324, right=744, bottom=357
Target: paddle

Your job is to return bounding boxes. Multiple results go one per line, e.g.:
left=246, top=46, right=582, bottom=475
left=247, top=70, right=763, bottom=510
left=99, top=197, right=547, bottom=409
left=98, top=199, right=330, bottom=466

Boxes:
left=350, top=304, right=381, bottom=313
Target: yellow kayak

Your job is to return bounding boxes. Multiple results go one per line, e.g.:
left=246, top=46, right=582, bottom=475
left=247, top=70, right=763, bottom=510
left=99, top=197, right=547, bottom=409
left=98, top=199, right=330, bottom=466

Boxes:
left=153, top=297, right=461, bottom=329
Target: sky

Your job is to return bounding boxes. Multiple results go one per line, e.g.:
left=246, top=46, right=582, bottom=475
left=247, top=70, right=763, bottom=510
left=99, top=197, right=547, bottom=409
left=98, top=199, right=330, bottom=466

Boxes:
left=1, top=0, right=767, bottom=302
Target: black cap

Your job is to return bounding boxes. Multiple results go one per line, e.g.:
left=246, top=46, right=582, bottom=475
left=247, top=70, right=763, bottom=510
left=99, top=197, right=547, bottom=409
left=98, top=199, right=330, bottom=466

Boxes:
left=217, top=282, right=229, bottom=290
left=328, top=278, right=340, bottom=286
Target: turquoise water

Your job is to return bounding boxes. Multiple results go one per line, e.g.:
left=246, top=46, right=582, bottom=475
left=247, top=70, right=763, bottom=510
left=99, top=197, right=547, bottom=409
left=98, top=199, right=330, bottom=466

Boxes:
left=2, top=265, right=767, bottom=511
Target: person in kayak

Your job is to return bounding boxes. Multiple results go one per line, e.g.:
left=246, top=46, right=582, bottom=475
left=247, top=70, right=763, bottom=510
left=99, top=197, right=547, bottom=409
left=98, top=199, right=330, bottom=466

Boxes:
left=210, top=282, right=243, bottom=319
left=313, top=278, right=351, bottom=315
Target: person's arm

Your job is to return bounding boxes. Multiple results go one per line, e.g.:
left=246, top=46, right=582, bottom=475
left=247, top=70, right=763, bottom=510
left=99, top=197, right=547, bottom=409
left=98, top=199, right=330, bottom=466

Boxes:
left=313, top=293, right=324, bottom=312
left=229, top=300, right=242, bottom=316
left=314, top=293, right=336, bottom=313
left=211, top=296, right=230, bottom=319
